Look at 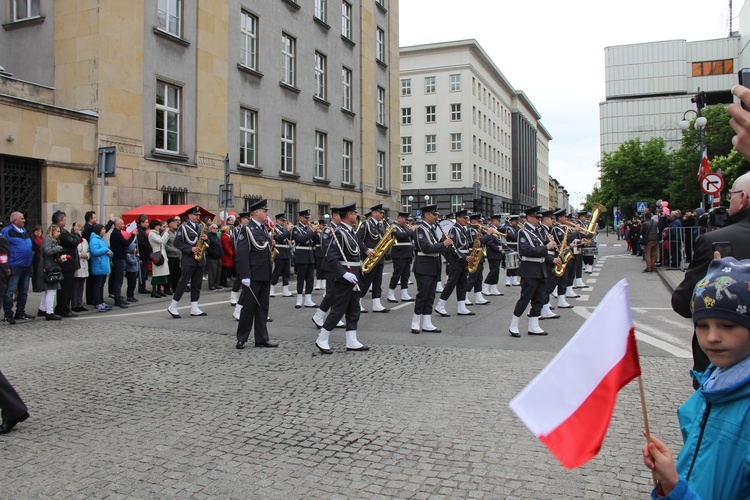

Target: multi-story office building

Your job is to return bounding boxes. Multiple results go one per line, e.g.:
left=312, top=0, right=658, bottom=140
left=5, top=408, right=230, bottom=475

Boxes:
left=399, top=39, right=551, bottom=215
left=0, top=0, right=400, bottom=226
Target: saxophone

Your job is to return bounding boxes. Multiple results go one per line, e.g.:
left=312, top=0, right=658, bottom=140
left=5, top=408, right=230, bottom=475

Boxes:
left=362, top=224, right=396, bottom=274
left=466, top=226, right=486, bottom=275
left=193, top=222, right=208, bottom=261
left=553, top=226, right=572, bottom=277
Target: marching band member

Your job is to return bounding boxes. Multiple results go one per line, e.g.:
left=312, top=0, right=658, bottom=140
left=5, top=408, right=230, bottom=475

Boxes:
left=558, top=211, right=582, bottom=299
left=168, top=206, right=209, bottom=319
left=505, top=215, right=521, bottom=286
left=291, top=209, right=319, bottom=309
left=435, top=209, right=475, bottom=317
left=552, top=208, right=575, bottom=309
left=229, top=212, right=250, bottom=307
left=312, top=208, right=345, bottom=329
left=314, top=218, right=327, bottom=291
left=315, top=202, right=371, bottom=353
left=466, top=212, right=496, bottom=305
left=537, top=210, right=562, bottom=320
left=482, top=214, right=506, bottom=296
left=269, top=213, right=293, bottom=298
left=411, top=204, right=453, bottom=334
left=578, top=211, right=597, bottom=276
left=234, top=199, right=277, bottom=349
left=508, top=206, right=557, bottom=337
left=387, top=211, right=415, bottom=303
left=357, top=204, right=389, bottom=313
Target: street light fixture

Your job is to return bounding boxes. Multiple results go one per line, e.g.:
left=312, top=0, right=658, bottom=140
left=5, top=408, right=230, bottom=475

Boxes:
left=679, top=88, right=709, bottom=209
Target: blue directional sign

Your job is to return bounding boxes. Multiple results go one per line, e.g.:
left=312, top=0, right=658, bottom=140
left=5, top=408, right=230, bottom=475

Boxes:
left=415, top=209, right=422, bottom=217
left=636, top=201, right=648, bottom=213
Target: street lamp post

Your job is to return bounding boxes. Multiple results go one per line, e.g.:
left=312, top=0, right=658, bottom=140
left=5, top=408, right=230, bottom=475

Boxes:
left=679, top=89, right=708, bottom=209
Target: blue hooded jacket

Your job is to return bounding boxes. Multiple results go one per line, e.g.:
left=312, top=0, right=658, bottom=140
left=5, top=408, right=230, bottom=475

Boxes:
left=1, top=224, right=33, bottom=268
left=88, top=232, right=110, bottom=276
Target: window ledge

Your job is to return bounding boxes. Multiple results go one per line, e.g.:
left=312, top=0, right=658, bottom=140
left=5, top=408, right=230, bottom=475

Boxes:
left=314, top=17, right=330, bottom=30
left=313, top=177, right=331, bottom=185
left=149, top=151, right=192, bottom=164
left=376, top=2, right=388, bottom=14
left=341, top=35, right=356, bottom=47
left=238, top=64, right=263, bottom=79
left=2, top=16, right=44, bottom=31
left=313, top=96, right=331, bottom=107
left=376, top=188, right=390, bottom=195
left=376, top=60, right=388, bottom=70
left=279, top=81, right=301, bottom=94
left=279, top=171, right=300, bottom=179
left=376, top=123, right=388, bottom=132
left=238, top=164, right=263, bottom=175
left=153, top=27, right=190, bottom=47
left=341, top=108, right=356, bottom=117
left=341, top=182, right=357, bottom=189
left=282, top=0, right=301, bottom=10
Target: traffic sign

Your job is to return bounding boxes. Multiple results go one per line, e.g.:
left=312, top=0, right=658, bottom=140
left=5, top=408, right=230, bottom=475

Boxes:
left=636, top=201, right=648, bottom=213
left=700, top=173, right=724, bottom=195
left=415, top=209, right=422, bottom=217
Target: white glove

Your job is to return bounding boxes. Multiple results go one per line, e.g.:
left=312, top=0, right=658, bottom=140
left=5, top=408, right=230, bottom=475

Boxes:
left=242, top=278, right=251, bottom=287
left=343, top=272, right=358, bottom=284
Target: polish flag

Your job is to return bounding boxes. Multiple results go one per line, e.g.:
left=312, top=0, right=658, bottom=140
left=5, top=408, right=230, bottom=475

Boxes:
left=509, top=279, right=641, bottom=469
left=698, top=150, right=711, bottom=179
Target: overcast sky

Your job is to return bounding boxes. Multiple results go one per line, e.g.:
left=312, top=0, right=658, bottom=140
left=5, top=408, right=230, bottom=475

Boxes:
left=399, top=0, right=741, bottom=208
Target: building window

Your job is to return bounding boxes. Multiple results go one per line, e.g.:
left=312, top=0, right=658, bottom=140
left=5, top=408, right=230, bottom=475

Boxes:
left=402, top=195, right=412, bottom=213
left=12, top=0, right=40, bottom=21
left=157, top=0, right=182, bottom=38
left=451, top=194, right=463, bottom=212
left=376, top=151, right=386, bottom=190
left=425, top=105, right=436, bottom=123
left=315, top=0, right=326, bottom=22
left=342, top=140, right=352, bottom=184
left=426, top=164, right=437, bottom=182
left=450, top=74, right=461, bottom=92
left=239, top=108, right=257, bottom=167
left=314, top=131, right=327, bottom=179
left=451, top=133, right=462, bottom=151
left=282, top=33, right=296, bottom=86
left=342, top=67, right=352, bottom=111
left=314, top=52, right=327, bottom=100
left=284, top=201, right=299, bottom=220
left=451, top=103, right=461, bottom=121
left=375, top=0, right=386, bottom=8
left=376, top=27, right=385, bottom=63
left=401, top=78, right=411, bottom=96
left=425, top=135, right=436, bottom=152
left=281, top=121, right=295, bottom=173
left=692, top=59, right=733, bottom=77
left=162, top=188, right=187, bottom=205
left=155, top=81, right=180, bottom=153
left=239, top=11, right=258, bottom=70
left=341, top=1, right=352, bottom=39
left=377, top=86, right=386, bottom=125
left=401, top=165, right=412, bottom=183
left=401, top=107, right=412, bottom=125
left=401, top=136, right=412, bottom=154
left=451, top=163, right=462, bottom=181
left=424, top=76, right=436, bottom=94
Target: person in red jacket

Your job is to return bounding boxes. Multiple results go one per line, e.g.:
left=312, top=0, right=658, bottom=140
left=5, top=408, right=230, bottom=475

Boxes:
left=220, top=225, right=234, bottom=288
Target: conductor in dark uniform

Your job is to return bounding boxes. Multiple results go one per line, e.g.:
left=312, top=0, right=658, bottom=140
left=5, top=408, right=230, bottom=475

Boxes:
left=411, top=204, right=453, bottom=334
left=386, top=211, right=415, bottom=303
left=315, top=202, right=372, bottom=353
left=291, top=209, right=319, bottom=308
left=168, top=206, right=209, bottom=319
left=235, top=199, right=277, bottom=349
left=508, top=206, right=557, bottom=337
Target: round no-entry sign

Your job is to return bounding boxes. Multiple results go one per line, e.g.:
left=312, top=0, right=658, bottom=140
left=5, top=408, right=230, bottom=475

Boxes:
left=700, top=173, right=724, bottom=195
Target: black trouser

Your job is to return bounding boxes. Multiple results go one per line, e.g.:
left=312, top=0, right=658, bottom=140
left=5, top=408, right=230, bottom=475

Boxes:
left=319, top=271, right=336, bottom=313
left=388, top=258, right=411, bottom=290
left=322, top=274, right=361, bottom=331
left=414, top=272, right=438, bottom=315
left=167, top=256, right=180, bottom=293
left=110, top=259, right=126, bottom=303
left=440, top=259, right=468, bottom=302
left=85, top=273, right=95, bottom=305
left=0, top=370, right=29, bottom=429
left=466, top=259, right=484, bottom=293
left=513, top=276, right=546, bottom=317
left=138, top=256, right=149, bottom=291
left=545, top=266, right=561, bottom=295
left=582, top=255, right=595, bottom=267
left=271, top=258, right=290, bottom=286
left=315, top=256, right=325, bottom=280
left=173, top=265, right=203, bottom=302
left=484, top=258, right=502, bottom=285
left=359, top=262, right=384, bottom=299
left=236, top=280, right=270, bottom=344
left=54, top=269, right=75, bottom=315
left=296, top=262, right=314, bottom=294
left=574, top=254, right=584, bottom=279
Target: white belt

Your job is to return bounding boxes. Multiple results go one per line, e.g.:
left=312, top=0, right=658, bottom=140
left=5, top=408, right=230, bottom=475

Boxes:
left=296, top=246, right=313, bottom=250
left=394, top=242, right=412, bottom=246
left=416, top=252, right=438, bottom=257
left=521, top=256, right=545, bottom=263
left=458, top=249, right=470, bottom=254
left=339, top=260, right=361, bottom=266
left=276, top=244, right=290, bottom=248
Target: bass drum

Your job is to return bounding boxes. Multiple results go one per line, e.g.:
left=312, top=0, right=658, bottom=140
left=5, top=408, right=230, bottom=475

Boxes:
left=581, top=246, right=598, bottom=256
left=437, top=218, right=455, bottom=239
left=503, top=251, right=520, bottom=269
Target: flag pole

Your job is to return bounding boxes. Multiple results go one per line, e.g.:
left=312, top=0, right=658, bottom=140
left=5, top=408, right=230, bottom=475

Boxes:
left=637, top=372, right=658, bottom=489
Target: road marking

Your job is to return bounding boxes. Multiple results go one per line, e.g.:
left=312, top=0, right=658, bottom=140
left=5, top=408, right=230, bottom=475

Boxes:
left=631, top=307, right=680, bottom=311
left=390, top=302, right=414, bottom=311
left=73, top=299, right=232, bottom=320
left=587, top=279, right=597, bottom=283
left=589, top=273, right=599, bottom=277
left=575, top=295, right=589, bottom=301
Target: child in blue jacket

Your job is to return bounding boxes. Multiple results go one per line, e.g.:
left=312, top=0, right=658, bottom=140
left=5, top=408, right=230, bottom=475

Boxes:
left=643, top=256, right=750, bottom=498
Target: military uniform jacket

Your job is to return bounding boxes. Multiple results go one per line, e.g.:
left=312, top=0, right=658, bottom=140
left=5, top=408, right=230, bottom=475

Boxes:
left=447, top=223, right=471, bottom=264
left=319, top=222, right=339, bottom=273
left=291, top=223, right=319, bottom=264
left=356, top=218, right=384, bottom=252
left=505, top=225, right=519, bottom=252
left=481, top=227, right=504, bottom=260
left=175, top=220, right=206, bottom=267
left=390, top=223, right=414, bottom=259
left=518, top=222, right=548, bottom=279
left=235, top=221, right=272, bottom=281
left=413, top=221, right=446, bottom=276
left=273, top=225, right=292, bottom=260
left=325, top=223, right=366, bottom=280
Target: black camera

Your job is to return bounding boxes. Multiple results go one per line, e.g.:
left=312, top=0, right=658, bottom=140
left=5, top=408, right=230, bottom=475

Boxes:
left=698, top=207, right=728, bottom=229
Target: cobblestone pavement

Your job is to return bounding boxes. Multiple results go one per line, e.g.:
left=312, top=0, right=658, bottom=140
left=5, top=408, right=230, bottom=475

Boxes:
left=1, top=316, right=693, bottom=498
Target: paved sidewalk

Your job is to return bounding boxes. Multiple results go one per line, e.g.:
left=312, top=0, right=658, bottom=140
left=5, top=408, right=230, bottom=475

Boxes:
left=1, top=318, right=693, bottom=498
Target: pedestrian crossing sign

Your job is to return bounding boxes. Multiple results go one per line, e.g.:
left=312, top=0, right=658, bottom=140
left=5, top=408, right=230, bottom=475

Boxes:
left=637, top=202, right=647, bottom=213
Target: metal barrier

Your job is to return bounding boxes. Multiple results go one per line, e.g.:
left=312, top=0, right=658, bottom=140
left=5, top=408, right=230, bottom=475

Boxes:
left=661, top=226, right=707, bottom=270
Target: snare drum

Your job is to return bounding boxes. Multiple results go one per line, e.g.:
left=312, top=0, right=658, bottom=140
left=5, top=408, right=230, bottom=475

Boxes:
left=504, top=251, right=519, bottom=269
left=581, top=247, right=598, bottom=257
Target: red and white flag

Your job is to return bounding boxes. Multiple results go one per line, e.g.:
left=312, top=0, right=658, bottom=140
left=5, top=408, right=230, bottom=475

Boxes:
left=509, top=279, right=641, bottom=469
left=698, top=150, right=711, bottom=179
